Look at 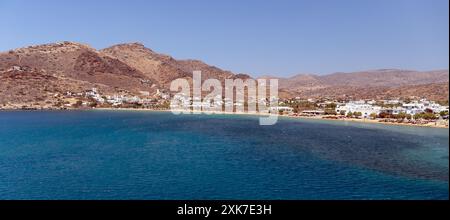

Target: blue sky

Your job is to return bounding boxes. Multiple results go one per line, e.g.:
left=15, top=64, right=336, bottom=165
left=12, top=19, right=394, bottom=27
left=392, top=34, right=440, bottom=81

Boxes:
left=0, top=0, right=448, bottom=77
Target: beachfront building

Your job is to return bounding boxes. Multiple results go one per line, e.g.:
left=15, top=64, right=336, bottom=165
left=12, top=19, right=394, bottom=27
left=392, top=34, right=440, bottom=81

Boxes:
left=85, top=88, right=105, bottom=103
left=333, top=99, right=448, bottom=118
left=268, top=106, right=294, bottom=114
left=105, top=95, right=125, bottom=106
left=402, top=103, right=425, bottom=115
left=419, top=99, right=448, bottom=113
left=336, top=101, right=381, bottom=118
left=170, top=93, right=191, bottom=109
left=402, top=99, right=448, bottom=115
left=301, top=110, right=325, bottom=116
left=380, top=107, right=405, bottom=115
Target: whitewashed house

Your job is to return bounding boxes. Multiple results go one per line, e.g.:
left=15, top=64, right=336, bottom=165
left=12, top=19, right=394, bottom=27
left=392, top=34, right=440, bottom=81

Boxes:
left=336, top=102, right=381, bottom=118
left=268, top=106, right=293, bottom=114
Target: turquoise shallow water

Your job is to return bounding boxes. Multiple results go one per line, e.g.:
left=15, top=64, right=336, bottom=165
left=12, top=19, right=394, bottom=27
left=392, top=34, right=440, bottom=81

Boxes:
left=0, top=111, right=448, bottom=200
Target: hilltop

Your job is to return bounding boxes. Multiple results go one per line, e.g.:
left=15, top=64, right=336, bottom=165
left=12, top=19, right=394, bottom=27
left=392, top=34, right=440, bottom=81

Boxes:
left=0, top=41, right=246, bottom=108
left=0, top=41, right=448, bottom=109
left=272, top=69, right=449, bottom=102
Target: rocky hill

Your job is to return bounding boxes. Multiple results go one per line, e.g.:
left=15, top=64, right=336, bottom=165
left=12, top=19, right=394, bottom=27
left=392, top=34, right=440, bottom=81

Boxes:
left=0, top=41, right=249, bottom=108
left=0, top=42, right=155, bottom=94
left=101, top=43, right=247, bottom=88
left=0, top=41, right=448, bottom=108
left=275, top=69, right=449, bottom=101
left=320, top=69, right=449, bottom=87
left=0, top=66, right=114, bottom=108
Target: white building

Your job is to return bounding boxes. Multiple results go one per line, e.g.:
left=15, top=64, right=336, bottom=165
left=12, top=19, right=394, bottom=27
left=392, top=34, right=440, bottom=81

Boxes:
left=402, top=99, right=447, bottom=115
left=385, top=99, right=401, bottom=105
left=402, top=103, right=424, bottom=115
left=86, top=88, right=105, bottom=103
left=268, top=106, right=293, bottom=114
left=302, top=110, right=325, bottom=115
left=336, top=101, right=381, bottom=118
left=381, top=107, right=405, bottom=115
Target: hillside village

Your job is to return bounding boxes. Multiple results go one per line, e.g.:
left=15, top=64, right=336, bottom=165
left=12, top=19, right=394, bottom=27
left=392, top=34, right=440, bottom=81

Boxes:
left=0, top=42, right=449, bottom=127
left=1, top=83, right=447, bottom=127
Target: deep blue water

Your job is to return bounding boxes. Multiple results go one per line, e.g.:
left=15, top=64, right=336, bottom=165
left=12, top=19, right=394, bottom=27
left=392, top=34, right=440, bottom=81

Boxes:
left=0, top=111, right=448, bottom=200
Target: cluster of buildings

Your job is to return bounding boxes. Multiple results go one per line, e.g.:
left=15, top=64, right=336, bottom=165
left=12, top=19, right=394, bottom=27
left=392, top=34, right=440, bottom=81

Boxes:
left=71, top=88, right=170, bottom=108
left=168, top=93, right=449, bottom=120
left=335, top=101, right=381, bottom=118
left=61, top=88, right=450, bottom=121
left=170, top=93, right=280, bottom=111
left=335, top=99, right=449, bottom=119
left=170, top=94, right=244, bottom=110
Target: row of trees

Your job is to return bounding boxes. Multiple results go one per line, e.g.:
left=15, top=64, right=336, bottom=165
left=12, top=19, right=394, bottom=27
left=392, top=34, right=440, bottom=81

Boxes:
left=346, top=112, right=363, bottom=118
left=413, top=112, right=440, bottom=120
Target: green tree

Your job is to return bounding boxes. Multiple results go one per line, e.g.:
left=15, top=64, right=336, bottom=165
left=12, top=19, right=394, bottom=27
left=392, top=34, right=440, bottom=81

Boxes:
left=414, top=112, right=438, bottom=120
left=347, top=111, right=353, bottom=118
left=353, top=112, right=363, bottom=118
left=369, top=113, right=378, bottom=119
left=379, top=112, right=392, bottom=119
left=72, top=100, right=83, bottom=108
left=89, top=102, right=98, bottom=108
left=414, top=113, right=421, bottom=120
left=325, top=109, right=337, bottom=115
left=396, top=112, right=407, bottom=119
left=325, top=103, right=337, bottom=109
left=423, top=113, right=438, bottom=120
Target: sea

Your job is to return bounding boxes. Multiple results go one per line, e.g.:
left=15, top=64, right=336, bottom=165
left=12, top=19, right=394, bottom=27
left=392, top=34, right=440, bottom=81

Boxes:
left=0, top=111, right=448, bottom=199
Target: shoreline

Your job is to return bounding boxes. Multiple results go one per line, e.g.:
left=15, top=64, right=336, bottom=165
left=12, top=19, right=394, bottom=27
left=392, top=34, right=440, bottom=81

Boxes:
left=1, top=107, right=448, bottom=129
left=93, top=108, right=450, bottom=129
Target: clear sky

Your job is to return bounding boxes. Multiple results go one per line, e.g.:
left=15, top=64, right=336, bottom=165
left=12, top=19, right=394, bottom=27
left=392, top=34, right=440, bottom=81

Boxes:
left=0, top=0, right=448, bottom=77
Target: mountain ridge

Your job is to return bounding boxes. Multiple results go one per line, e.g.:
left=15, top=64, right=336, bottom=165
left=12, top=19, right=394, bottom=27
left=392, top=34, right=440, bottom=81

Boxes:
left=0, top=41, right=449, bottom=107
